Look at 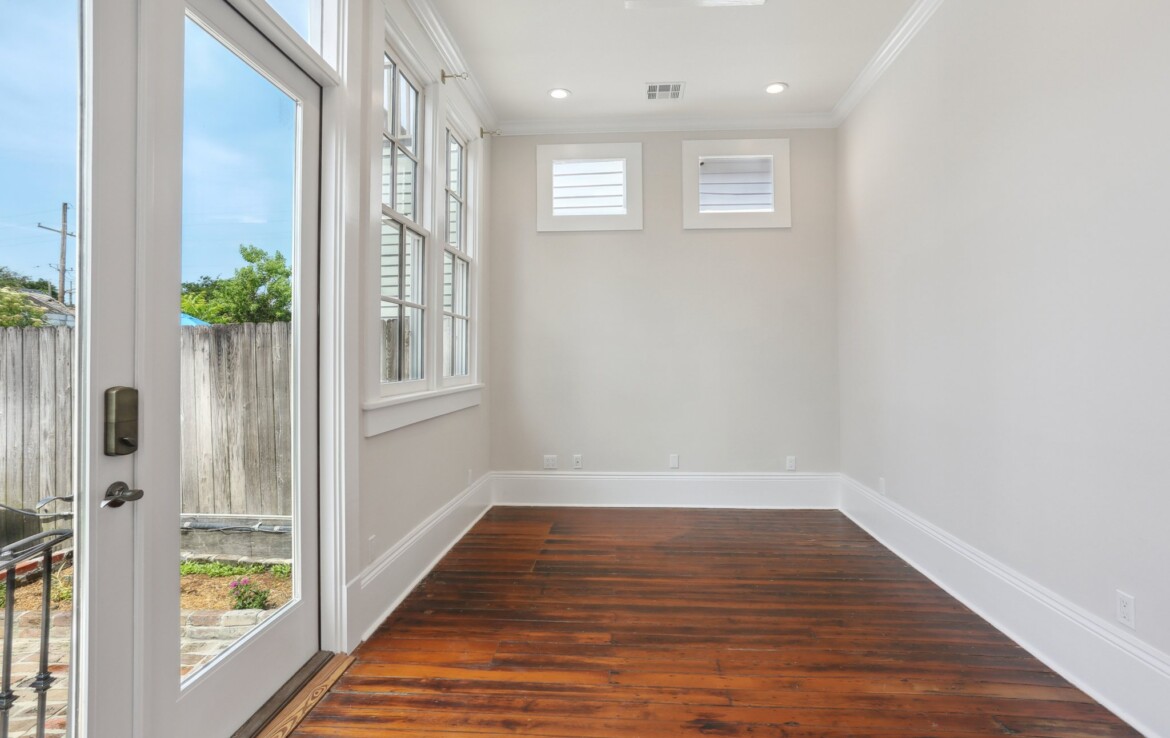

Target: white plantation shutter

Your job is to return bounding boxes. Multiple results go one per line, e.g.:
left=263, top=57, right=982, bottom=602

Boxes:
left=698, top=156, right=773, bottom=213
left=537, top=142, right=643, bottom=232
left=552, top=159, right=627, bottom=216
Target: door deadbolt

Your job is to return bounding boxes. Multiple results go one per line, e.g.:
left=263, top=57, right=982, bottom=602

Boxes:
left=104, top=386, right=139, bottom=456
left=102, top=481, right=144, bottom=509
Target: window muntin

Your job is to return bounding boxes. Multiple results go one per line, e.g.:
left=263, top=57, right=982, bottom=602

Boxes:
left=380, top=220, right=424, bottom=382
left=443, top=130, right=471, bottom=379
left=382, top=54, right=420, bottom=223
left=380, top=51, right=425, bottom=385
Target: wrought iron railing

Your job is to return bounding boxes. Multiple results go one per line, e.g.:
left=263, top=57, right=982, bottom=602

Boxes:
left=0, top=500, right=73, bottom=738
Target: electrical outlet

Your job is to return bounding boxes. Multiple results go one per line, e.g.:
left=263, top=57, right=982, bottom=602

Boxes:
left=785, top=455, right=796, bottom=471
left=572, top=454, right=583, bottom=469
left=1117, top=590, right=1136, bottom=629
left=543, top=454, right=558, bottom=470
left=878, top=477, right=887, bottom=496
left=668, top=453, right=680, bottom=469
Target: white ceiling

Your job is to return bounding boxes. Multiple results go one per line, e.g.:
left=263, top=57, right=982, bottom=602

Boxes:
left=427, top=0, right=917, bottom=134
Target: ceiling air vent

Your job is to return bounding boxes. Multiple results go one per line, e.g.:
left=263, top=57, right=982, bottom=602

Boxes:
left=646, top=82, right=685, bottom=101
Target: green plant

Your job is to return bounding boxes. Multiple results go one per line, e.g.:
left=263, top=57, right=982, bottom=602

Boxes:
left=229, top=577, right=270, bottom=610
left=269, top=563, right=292, bottom=579
left=180, top=561, right=264, bottom=578
left=0, top=287, right=46, bottom=327
left=51, top=565, right=72, bottom=604
left=180, top=245, right=292, bottom=324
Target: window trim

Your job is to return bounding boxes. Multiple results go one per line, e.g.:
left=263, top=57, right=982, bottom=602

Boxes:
left=681, top=138, right=792, bottom=230
left=365, top=29, right=483, bottom=430
left=536, top=142, right=643, bottom=232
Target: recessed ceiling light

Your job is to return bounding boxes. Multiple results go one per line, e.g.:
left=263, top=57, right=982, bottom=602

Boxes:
left=765, top=82, right=788, bottom=94
left=549, top=88, right=571, bottom=99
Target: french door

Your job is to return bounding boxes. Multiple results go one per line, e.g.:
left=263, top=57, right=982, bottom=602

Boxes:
left=77, top=0, right=321, bottom=735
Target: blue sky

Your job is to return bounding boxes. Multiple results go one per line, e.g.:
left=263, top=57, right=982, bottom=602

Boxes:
left=0, top=2, right=310, bottom=299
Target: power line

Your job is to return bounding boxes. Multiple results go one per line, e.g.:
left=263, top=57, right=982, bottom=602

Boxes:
left=0, top=210, right=57, bottom=223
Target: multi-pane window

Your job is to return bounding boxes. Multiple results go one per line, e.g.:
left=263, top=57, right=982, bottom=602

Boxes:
left=443, top=130, right=471, bottom=378
left=380, top=53, right=425, bottom=383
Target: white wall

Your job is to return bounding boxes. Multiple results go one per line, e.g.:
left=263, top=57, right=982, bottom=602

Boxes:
left=346, top=0, right=493, bottom=644
left=490, top=130, right=839, bottom=473
left=838, top=0, right=1170, bottom=657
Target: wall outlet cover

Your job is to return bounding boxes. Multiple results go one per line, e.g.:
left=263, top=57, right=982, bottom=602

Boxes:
left=1117, top=590, right=1136, bottom=629
left=543, top=454, right=558, bottom=470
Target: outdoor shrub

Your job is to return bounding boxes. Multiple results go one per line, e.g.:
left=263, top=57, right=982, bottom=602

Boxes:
left=229, top=577, right=270, bottom=610
left=270, top=563, right=292, bottom=579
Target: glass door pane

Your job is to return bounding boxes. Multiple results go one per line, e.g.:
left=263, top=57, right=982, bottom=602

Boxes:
left=0, top=3, right=80, bottom=736
left=179, top=16, right=299, bottom=680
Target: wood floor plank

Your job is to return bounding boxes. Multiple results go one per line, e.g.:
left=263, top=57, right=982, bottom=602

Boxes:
left=293, top=508, right=1140, bottom=737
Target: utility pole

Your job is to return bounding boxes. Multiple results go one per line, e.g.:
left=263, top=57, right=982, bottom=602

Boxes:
left=37, top=202, right=75, bottom=304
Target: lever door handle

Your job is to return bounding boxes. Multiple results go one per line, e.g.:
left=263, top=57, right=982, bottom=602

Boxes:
left=102, top=481, right=144, bottom=509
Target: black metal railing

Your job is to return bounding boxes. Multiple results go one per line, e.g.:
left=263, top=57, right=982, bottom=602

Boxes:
left=0, top=500, right=73, bottom=738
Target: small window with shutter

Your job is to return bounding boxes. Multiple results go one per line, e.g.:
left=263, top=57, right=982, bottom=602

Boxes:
left=683, top=139, right=791, bottom=229
left=699, top=156, right=774, bottom=213
left=537, top=143, right=643, bottom=231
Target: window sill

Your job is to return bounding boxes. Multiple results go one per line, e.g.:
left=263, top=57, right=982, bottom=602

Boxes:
left=362, top=383, right=483, bottom=437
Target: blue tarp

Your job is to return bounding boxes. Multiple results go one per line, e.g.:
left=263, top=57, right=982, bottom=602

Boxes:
left=180, top=313, right=211, bottom=326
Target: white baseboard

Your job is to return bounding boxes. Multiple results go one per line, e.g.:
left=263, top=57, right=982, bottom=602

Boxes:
left=492, top=471, right=840, bottom=509
left=346, top=474, right=492, bottom=650
left=839, top=475, right=1169, bottom=738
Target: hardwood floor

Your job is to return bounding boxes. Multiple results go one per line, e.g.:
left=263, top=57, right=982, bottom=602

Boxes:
left=292, top=507, right=1140, bottom=737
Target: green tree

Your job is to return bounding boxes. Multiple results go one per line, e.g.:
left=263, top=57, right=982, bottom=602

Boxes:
left=180, top=246, right=292, bottom=324
left=0, top=288, right=46, bottom=327
left=0, top=267, right=57, bottom=300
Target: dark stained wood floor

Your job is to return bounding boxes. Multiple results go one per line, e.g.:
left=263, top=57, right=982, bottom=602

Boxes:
left=292, top=508, right=1140, bottom=737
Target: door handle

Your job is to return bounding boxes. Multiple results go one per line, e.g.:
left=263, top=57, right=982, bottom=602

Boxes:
left=102, top=481, right=144, bottom=509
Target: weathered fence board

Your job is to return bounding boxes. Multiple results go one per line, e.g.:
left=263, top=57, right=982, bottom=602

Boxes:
left=0, top=327, right=72, bottom=516
left=1, top=324, right=291, bottom=522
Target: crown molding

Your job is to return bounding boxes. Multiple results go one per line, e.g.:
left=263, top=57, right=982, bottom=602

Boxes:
left=405, top=0, right=498, bottom=128
left=402, top=0, right=941, bottom=137
left=497, top=111, right=838, bottom=137
left=831, top=0, right=946, bottom=125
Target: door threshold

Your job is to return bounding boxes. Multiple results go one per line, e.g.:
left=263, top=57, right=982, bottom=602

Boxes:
left=232, top=650, right=354, bottom=738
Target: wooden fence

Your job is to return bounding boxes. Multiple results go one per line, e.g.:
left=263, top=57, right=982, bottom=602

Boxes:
left=1, top=327, right=73, bottom=516
left=0, top=324, right=291, bottom=523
